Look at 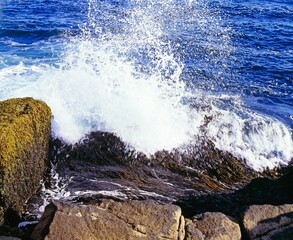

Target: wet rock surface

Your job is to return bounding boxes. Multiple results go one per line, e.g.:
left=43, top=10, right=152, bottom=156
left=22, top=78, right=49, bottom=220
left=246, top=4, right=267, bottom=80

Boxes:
left=1, top=116, right=291, bottom=239
left=26, top=130, right=293, bottom=239
left=176, top=166, right=293, bottom=219
left=0, top=98, right=51, bottom=225
left=46, top=131, right=264, bottom=204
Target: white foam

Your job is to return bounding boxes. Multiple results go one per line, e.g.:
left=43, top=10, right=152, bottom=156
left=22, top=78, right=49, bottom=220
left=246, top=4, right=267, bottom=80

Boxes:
left=0, top=0, right=292, bottom=170
left=18, top=221, right=39, bottom=228
left=206, top=105, right=293, bottom=170
left=6, top=39, right=195, bottom=154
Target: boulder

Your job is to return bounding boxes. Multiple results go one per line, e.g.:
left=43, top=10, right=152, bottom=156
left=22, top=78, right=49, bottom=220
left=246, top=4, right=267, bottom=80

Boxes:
left=0, top=98, right=51, bottom=225
left=185, top=212, right=241, bottom=240
left=242, top=204, right=293, bottom=239
left=31, top=199, right=183, bottom=240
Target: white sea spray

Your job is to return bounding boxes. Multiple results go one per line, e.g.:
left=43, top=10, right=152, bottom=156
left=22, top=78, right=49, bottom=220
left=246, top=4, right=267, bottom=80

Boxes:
left=0, top=0, right=292, bottom=170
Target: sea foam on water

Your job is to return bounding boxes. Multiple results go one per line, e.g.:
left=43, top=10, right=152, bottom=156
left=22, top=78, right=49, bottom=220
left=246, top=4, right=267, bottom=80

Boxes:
left=0, top=0, right=292, bottom=170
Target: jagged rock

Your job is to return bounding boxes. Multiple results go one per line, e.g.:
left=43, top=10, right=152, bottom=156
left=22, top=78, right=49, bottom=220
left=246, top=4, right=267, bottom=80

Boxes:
left=31, top=199, right=183, bottom=240
left=177, top=166, right=293, bottom=219
left=242, top=204, right=293, bottom=239
left=49, top=131, right=262, bottom=205
left=185, top=212, right=241, bottom=240
left=0, top=98, right=51, bottom=225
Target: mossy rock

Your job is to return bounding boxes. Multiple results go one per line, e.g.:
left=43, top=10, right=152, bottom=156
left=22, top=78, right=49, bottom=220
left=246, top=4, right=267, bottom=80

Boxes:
left=0, top=97, right=51, bottom=225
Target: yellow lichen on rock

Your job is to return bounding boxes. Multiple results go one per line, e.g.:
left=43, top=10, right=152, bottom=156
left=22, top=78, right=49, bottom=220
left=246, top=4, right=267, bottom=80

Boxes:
left=0, top=97, right=51, bottom=225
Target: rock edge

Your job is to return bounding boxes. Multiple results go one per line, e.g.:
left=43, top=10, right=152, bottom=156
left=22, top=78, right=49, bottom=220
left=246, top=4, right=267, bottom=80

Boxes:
left=0, top=97, right=51, bottom=225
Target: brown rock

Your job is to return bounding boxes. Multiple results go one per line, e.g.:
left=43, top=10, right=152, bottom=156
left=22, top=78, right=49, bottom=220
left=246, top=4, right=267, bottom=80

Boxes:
left=178, top=215, right=185, bottom=240
left=0, top=98, right=51, bottom=225
left=242, top=204, right=293, bottom=239
left=32, top=199, right=183, bottom=240
left=185, top=219, right=204, bottom=240
left=185, top=212, right=241, bottom=240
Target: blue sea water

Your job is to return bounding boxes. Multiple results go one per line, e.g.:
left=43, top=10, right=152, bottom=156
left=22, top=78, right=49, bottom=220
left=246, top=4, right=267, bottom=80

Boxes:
left=0, top=0, right=292, bottom=170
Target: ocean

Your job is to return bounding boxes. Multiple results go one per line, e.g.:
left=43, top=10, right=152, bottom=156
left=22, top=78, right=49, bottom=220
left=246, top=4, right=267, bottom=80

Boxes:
left=0, top=0, right=292, bottom=216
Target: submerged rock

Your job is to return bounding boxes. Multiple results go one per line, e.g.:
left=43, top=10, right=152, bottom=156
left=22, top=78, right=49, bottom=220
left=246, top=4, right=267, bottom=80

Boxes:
left=0, top=98, right=51, bottom=225
left=31, top=199, right=183, bottom=240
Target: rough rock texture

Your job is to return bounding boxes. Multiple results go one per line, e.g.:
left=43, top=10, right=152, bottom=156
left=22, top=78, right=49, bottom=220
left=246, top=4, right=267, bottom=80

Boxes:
left=0, top=98, right=51, bottom=225
left=50, top=131, right=260, bottom=202
left=185, top=212, right=241, bottom=240
left=177, top=166, right=293, bottom=219
left=242, top=204, right=293, bottom=239
left=178, top=216, right=185, bottom=240
left=32, top=200, right=182, bottom=240
left=185, top=219, right=204, bottom=240
left=31, top=201, right=293, bottom=239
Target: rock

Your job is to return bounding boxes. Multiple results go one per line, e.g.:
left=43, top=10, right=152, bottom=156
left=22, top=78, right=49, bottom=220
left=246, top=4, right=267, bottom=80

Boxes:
left=0, top=208, right=3, bottom=226
left=0, top=224, right=23, bottom=239
left=0, top=237, right=21, bottom=240
left=0, top=98, right=51, bottom=225
left=242, top=204, right=293, bottom=239
left=32, top=199, right=183, bottom=240
left=30, top=203, right=57, bottom=240
left=185, top=219, right=204, bottom=240
left=176, top=166, right=293, bottom=219
left=48, top=131, right=261, bottom=206
left=178, top=216, right=185, bottom=240
left=185, top=212, right=241, bottom=240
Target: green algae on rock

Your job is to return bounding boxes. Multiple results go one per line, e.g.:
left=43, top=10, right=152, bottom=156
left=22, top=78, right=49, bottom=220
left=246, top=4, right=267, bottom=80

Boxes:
left=0, top=97, right=51, bottom=225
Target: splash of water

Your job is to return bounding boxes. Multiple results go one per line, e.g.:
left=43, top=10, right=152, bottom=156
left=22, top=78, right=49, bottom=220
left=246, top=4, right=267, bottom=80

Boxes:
left=0, top=0, right=292, bottom=170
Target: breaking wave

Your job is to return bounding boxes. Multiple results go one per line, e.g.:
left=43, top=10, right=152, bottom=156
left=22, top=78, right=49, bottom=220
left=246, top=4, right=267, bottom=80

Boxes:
left=0, top=0, right=292, bottom=170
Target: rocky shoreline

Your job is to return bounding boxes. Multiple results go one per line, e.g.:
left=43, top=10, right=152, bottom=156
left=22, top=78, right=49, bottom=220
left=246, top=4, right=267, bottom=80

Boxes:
left=28, top=199, right=293, bottom=240
left=0, top=97, right=292, bottom=239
